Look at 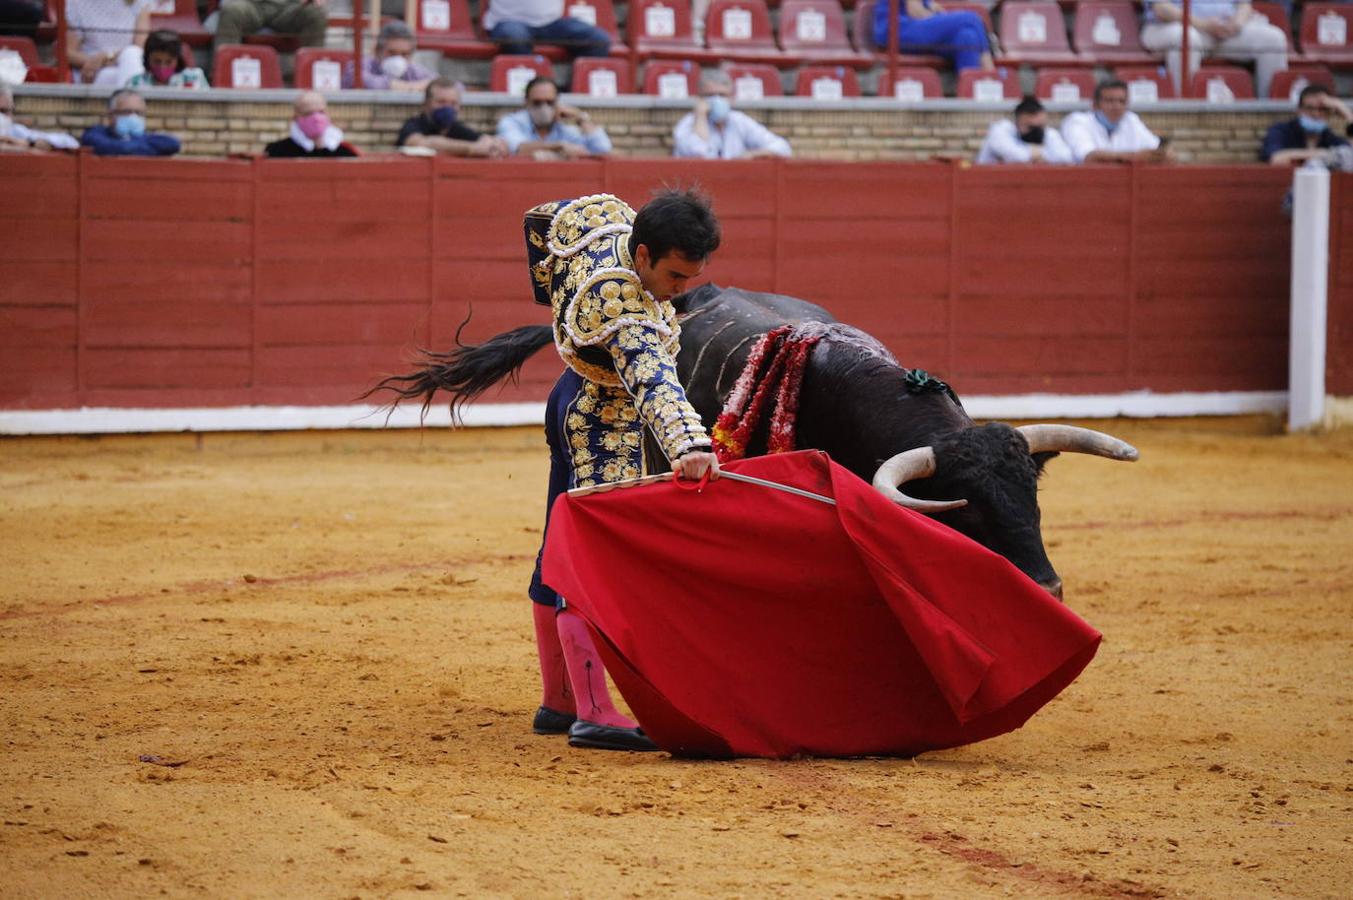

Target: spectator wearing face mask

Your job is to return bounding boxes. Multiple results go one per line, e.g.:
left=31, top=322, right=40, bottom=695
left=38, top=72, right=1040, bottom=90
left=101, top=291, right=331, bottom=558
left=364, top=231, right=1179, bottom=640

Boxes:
left=343, top=20, right=436, bottom=91
left=1262, top=85, right=1352, bottom=166
left=672, top=70, right=791, bottom=160
left=265, top=90, right=358, bottom=157
left=124, top=29, right=209, bottom=88
left=496, top=76, right=610, bottom=159
left=1060, top=79, right=1175, bottom=165
left=397, top=77, right=508, bottom=158
left=1, top=82, right=80, bottom=152
left=80, top=88, right=180, bottom=156
left=976, top=95, right=1072, bottom=165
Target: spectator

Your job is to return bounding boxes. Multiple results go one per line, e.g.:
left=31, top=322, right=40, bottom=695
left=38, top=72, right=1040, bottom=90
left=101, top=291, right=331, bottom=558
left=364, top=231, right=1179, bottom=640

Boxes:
left=215, top=0, right=326, bottom=51
left=397, top=77, right=509, bottom=157
left=125, top=29, right=209, bottom=89
left=80, top=89, right=180, bottom=156
left=1061, top=79, right=1175, bottom=164
left=1262, top=85, right=1352, bottom=165
left=673, top=70, right=791, bottom=160
left=66, top=0, right=153, bottom=86
left=976, top=95, right=1073, bottom=165
left=265, top=90, right=359, bottom=157
left=873, top=0, right=994, bottom=74
left=1140, top=0, right=1287, bottom=99
left=482, top=0, right=610, bottom=58
left=0, top=0, right=42, bottom=38
left=343, top=20, right=436, bottom=91
left=497, top=76, right=610, bottom=159
left=0, top=81, right=80, bottom=151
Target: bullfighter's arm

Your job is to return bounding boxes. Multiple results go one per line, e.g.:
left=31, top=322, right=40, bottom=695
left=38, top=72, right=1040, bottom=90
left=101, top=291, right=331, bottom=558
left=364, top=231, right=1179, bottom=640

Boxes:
left=606, top=323, right=712, bottom=464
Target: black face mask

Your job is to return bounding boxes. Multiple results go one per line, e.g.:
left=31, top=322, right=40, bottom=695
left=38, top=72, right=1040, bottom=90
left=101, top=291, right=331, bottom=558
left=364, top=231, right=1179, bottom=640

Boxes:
left=1019, top=125, right=1045, bottom=145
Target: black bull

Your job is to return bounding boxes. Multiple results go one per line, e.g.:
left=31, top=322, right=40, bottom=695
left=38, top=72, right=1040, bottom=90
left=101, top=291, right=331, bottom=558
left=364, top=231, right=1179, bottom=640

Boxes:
left=369, top=284, right=1139, bottom=598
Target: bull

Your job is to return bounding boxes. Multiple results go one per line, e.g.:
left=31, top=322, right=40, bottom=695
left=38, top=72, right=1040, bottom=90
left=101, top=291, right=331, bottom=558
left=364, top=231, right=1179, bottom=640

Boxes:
left=370, top=284, right=1139, bottom=598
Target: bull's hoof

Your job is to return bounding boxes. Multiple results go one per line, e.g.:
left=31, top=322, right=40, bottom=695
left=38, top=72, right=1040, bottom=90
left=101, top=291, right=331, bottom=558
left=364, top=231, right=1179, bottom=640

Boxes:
left=567, top=720, right=658, bottom=752
left=532, top=705, right=577, bottom=735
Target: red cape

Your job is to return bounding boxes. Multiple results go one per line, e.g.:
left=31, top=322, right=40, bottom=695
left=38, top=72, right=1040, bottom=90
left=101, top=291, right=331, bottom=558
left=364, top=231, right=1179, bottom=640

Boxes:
left=542, top=450, right=1100, bottom=759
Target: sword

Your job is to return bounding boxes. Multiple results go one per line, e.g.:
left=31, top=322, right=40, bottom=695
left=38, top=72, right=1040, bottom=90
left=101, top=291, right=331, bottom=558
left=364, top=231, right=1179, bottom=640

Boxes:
left=568, top=470, right=836, bottom=506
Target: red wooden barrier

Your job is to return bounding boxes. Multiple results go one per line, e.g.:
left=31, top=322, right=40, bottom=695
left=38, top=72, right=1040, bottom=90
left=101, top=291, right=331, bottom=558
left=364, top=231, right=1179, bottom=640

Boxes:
left=1, top=156, right=1338, bottom=414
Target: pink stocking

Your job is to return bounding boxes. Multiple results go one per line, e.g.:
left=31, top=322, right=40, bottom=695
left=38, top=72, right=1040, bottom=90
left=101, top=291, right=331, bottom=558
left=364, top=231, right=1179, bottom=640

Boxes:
left=556, top=608, right=637, bottom=729
left=533, top=603, right=574, bottom=714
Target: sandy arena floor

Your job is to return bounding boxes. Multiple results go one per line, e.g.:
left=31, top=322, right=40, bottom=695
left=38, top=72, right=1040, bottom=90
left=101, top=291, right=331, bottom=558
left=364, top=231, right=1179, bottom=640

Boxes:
left=1, top=416, right=1350, bottom=898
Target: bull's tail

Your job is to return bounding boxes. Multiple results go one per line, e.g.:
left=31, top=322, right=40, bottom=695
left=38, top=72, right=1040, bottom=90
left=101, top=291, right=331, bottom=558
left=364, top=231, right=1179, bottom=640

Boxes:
left=363, top=323, right=554, bottom=423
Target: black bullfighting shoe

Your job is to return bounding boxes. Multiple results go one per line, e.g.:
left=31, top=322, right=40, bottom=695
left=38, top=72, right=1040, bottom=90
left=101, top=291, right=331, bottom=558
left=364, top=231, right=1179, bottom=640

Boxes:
left=532, top=706, right=578, bottom=735
left=567, top=720, right=659, bottom=752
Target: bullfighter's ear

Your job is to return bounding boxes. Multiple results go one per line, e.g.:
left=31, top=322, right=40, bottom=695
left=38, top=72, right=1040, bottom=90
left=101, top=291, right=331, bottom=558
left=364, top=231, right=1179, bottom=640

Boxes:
left=1031, top=451, right=1060, bottom=476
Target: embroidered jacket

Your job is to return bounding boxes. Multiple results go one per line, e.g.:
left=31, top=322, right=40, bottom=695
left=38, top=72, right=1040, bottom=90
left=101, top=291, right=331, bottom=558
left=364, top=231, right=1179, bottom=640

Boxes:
left=524, top=194, right=712, bottom=486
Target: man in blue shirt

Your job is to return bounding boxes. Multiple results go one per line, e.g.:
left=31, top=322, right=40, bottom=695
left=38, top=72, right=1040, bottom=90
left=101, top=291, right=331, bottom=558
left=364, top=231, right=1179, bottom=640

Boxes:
left=496, top=76, right=611, bottom=159
left=1262, top=85, right=1352, bottom=165
left=80, top=89, right=180, bottom=157
left=672, top=70, right=792, bottom=160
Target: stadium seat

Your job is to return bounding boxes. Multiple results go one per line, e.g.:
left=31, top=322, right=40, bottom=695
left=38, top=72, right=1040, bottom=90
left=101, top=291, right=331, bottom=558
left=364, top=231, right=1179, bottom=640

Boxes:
left=1299, top=3, right=1353, bottom=67
left=724, top=62, right=784, bottom=98
left=212, top=44, right=282, bottom=89
left=1188, top=65, right=1255, bottom=102
left=705, top=0, right=795, bottom=64
left=294, top=48, right=353, bottom=90
left=571, top=56, right=634, bottom=96
left=1268, top=64, right=1335, bottom=101
left=1034, top=67, right=1096, bottom=101
left=777, top=0, right=872, bottom=68
left=1114, top=65, right=1176, bottom=102
left=413, top=0, right=497, bottom=59
left=35, top=0, right=57, bottom=43
left=956, top=66, right=1020, bottom=100
left=851, top=0, right=945, bottom=67
left=880, top=66, right=943, bottom=100
left=489, top=54, right=554, bottom=94
left=629, top=0, right=717, bottom=61
left=0, top=36, right=58, bottom=82
left=149, top=0, right=212, bottom=48
left=1250, top=2, right=1297, bottom=53
left=1072, top=1, right=1154, bottom=65
left=642, top=59, right=701, bottom=96
left=997, top=1, right=1084, bottom=66
left=794, top=64, right=860, bottom=98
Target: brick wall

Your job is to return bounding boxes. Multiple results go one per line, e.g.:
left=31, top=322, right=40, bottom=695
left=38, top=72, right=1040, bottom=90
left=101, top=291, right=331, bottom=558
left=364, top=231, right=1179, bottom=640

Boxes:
left=8, top=86, right=1306, bottom=163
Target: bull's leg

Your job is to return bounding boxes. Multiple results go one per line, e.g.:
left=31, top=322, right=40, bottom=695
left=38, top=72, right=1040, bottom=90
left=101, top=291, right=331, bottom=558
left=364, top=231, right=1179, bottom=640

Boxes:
left=557, top=608, right=656, bottom=751
left=531, top=602, right=576, bottom=734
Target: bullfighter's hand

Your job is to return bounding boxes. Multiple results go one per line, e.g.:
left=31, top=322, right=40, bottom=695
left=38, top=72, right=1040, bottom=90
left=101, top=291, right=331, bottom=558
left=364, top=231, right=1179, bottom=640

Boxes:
left=674, top=451, right=720, bottom=481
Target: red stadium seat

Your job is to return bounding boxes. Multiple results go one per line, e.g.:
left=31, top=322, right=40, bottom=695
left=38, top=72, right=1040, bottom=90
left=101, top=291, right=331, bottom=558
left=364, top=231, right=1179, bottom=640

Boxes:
left=629, top=0, right=716, bottom=61
left=851, top=0, right=944, bottom=66
left=1299, top=3, right=1353, bottom=67
left=1189, top=65, right=1255, bottom=102
left=1034, top=67, right=1096, bottom=102
left=212, top=44, right=283, bottom=89
left=413, top=0, right=497, bottom=59
left=490, top=54, right=555, bottom=94
left=956, top=66, right=1020, bottom=100
left=880, top=66, right=943, bottom=100
left=0, top=36, right=58, bottom=82
left=642, top=58, right=701, bottom=96
left=294, top=48, right=353, bottom=90
left=1114, top=65, right=1176, bottom=102
left=1072, top=1, right=1154, bottom=65
left=35, top=0, right=57, bottom=43
left=149, top=0, right=212, bottom=48
left=1250, top=2, right=1296, bottom=52
left=724, top=62, right=784, bottom=98
left=1267, top=64, right=1335, bottom=101
left=777, top=0, right=872, bottom=68
left=794, top=64, right=860, bottom=98
left=571, top=56, right=634, bottom=96
left=997, top=1, right=1084, bottom=66
left=705, top=0, right=795, bottom=64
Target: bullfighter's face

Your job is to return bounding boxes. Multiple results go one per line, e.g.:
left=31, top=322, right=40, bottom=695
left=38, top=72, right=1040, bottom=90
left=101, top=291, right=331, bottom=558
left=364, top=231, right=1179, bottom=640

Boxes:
left=634, top=245, right=706, bottom=301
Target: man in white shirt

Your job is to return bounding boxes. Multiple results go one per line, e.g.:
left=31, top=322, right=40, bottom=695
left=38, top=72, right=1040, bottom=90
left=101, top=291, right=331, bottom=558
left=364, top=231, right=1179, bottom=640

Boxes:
left=0, top=83, right=79, bottom=152
left=976, top=96, right=1074, bottom=165
left=1140, top=0, right=1287, bottom=99
left=672, top=71, right=792, bottom=160
left=1060, top=79, right=1176, bottom=164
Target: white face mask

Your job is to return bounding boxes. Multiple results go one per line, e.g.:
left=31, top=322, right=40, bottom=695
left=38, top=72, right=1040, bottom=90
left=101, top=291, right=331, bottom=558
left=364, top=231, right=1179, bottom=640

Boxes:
left=380, top=54, right=409, bottom=79
left=528, top=103, right=555, bottom=128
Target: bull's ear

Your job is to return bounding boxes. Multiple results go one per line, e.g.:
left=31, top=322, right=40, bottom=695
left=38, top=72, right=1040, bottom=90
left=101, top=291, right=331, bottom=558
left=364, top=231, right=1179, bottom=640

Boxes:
left=1031, top=451, right=1060, bottom=477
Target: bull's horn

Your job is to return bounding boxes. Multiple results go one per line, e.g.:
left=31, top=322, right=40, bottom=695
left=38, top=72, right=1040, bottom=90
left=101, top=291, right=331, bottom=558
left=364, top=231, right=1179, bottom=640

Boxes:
left=1017, top=424, right=1140, bottom=462
left=872, top=447, right=968, bottom=513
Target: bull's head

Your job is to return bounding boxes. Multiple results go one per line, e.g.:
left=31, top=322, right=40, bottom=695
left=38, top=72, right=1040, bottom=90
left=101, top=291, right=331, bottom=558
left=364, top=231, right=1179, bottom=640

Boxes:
left=872, top=423, right=1139, bottom=599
